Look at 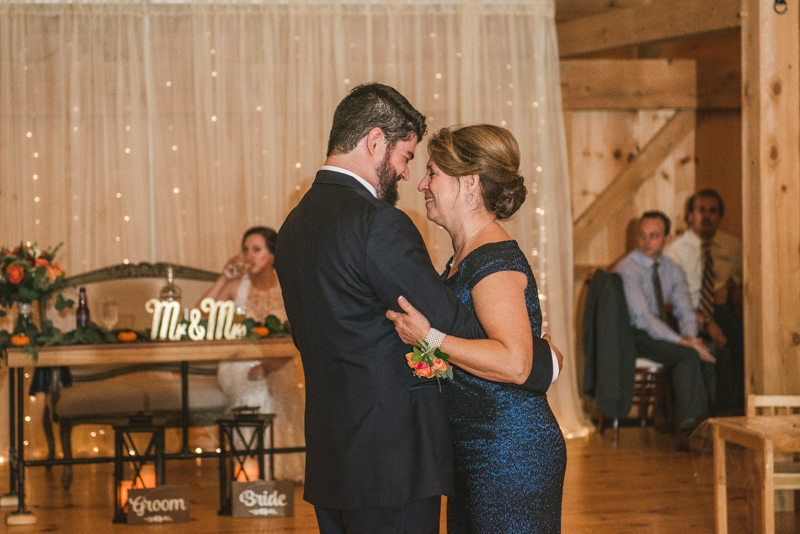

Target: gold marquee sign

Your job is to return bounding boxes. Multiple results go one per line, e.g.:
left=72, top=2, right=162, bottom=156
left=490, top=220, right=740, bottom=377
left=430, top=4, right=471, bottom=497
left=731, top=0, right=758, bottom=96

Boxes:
left=146, top=298, right=248, bottom=341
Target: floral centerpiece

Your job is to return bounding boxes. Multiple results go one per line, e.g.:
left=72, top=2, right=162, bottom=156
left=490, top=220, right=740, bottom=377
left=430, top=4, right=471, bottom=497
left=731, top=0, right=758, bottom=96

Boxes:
left=0, top=243, right=73, bottom=321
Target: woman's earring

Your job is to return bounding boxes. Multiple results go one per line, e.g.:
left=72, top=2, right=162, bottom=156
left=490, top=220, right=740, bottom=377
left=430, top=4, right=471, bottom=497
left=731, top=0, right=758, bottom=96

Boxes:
left=465, top=193, right=475, bottom=205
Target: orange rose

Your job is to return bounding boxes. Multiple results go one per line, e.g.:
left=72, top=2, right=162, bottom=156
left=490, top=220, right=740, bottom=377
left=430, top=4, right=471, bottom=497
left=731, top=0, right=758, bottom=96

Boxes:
left=34, top=257, right=50, bottom=268
left=52, top=263, right=64, bottom=277
left=415, top=362, right=435, bottom=379
left=6, top=264, right=24, bottom=284
left=405, top=353, right=416, bottom=368
left=45, top=266, right=56, bottom=282
left=432, top=358, right=448, bottom=372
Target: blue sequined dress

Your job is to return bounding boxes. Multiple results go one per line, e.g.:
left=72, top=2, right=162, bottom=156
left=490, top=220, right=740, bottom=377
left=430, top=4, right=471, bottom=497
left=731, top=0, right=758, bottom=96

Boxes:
left=443, top=241, right=566, bottom=534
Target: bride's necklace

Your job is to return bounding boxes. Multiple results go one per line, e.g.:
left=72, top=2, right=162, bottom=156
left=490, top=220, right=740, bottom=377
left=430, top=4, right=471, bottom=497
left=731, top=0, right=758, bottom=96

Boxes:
left=447, top=220, right=496, bottom=269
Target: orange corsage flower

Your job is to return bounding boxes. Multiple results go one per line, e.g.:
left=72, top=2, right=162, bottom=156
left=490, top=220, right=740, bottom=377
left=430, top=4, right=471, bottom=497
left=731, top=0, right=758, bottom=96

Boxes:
left=406, top=340, right=453, bottom=381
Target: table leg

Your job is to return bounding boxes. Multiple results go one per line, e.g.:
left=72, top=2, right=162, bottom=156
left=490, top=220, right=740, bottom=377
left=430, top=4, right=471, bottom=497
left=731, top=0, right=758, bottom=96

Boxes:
left=6, top=368, right=35, bottom=525
left=713, top=424, right=727, bottom=534
left=1, top=367, right=18, bottom=507
left=268, top=420, right=275, bottom=481
left=181, top=361, right=190, bottom=454
left=756, top=440, right=775, bottom=534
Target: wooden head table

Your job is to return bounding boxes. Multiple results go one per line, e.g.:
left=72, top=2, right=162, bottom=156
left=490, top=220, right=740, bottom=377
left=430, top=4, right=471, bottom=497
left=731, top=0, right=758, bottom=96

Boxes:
left=2, top=338, right=300, bottom=525
left=4, top=337, right=299, bottom=367
left=710, top=415, right=800, bottom=534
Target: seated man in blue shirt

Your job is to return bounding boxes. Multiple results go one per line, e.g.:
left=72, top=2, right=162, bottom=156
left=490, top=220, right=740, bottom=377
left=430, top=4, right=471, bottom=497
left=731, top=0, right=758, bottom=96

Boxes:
left=614, top=211, right=715, bottom=436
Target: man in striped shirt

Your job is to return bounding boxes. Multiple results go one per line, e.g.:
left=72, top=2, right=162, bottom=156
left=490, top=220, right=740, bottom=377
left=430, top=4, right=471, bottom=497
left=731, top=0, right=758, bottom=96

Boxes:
left=665, top=189, right=744, bottom=415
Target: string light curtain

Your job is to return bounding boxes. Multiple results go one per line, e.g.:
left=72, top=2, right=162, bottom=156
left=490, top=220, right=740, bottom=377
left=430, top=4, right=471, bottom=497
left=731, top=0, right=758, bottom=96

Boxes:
left=0, top=0, right=589, bottom=457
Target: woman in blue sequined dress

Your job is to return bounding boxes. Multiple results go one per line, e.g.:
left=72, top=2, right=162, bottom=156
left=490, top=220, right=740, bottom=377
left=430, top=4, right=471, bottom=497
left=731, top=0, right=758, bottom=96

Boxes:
left=388, top=125, right=566, bottom=533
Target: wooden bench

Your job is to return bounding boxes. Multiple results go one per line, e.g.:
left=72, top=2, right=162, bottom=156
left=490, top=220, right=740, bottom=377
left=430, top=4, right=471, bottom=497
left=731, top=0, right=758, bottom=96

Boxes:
left=40, top=262, right=229, bottom=488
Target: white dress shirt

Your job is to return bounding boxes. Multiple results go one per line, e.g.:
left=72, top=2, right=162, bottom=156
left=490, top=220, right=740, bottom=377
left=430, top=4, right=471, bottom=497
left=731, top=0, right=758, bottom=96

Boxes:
left=664, top=229, right=743, bottom=310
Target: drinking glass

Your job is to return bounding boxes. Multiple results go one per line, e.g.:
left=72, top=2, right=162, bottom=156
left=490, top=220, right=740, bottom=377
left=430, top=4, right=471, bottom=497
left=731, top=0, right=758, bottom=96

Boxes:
left=102, top=300, right=119, bottom=330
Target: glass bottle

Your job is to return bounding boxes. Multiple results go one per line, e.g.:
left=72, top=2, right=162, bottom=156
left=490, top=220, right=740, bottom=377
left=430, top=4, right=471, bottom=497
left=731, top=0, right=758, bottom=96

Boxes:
left=159, top=265, right=182, bottom=307
left=76, top=287, right=90, bottom=327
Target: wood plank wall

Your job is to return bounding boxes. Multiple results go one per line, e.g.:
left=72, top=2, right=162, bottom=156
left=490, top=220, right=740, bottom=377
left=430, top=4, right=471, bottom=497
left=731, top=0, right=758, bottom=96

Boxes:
left=568, top=109, right=696, bottom=268
left=564, top=30, right=744, bottom=269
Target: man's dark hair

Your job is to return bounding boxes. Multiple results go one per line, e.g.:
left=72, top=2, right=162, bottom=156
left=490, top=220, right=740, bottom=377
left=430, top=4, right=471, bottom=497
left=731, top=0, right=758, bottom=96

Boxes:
left=685, top=188, right=725, bottom=222
left=242, top=226, right=277, bottom=254
left=326, top=83, right=427, bottom=157
left=641, top=211, right=671, bottom=235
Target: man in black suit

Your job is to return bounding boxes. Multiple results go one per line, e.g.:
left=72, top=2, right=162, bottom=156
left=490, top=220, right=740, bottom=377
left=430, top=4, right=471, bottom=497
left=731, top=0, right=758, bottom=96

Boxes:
left=275, top=83, right=555, bottom=534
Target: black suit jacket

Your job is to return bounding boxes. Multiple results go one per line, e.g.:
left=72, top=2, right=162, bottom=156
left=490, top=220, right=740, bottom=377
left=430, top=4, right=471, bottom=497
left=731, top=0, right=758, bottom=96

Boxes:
left=275, top=169, right=551, bottom=509
left=582, top=269, right=638, bottom=419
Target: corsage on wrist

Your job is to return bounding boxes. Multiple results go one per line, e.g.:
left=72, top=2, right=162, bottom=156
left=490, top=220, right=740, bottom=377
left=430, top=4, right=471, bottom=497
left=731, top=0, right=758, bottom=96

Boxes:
left=405, top=328, right=453, bottom=381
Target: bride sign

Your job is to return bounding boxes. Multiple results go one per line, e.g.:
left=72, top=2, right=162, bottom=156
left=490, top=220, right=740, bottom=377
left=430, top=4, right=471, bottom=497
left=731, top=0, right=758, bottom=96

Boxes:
left=146, top=298, right=247, bottom=341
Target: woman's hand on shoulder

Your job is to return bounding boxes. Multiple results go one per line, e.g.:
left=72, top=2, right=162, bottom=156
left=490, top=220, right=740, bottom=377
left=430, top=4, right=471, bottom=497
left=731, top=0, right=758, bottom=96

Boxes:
left=386, top=296, right=430, bottom=347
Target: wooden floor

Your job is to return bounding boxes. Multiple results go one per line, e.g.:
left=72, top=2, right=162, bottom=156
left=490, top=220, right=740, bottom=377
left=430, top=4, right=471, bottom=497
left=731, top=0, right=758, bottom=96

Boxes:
left=2, top=425, right=798, bottom=533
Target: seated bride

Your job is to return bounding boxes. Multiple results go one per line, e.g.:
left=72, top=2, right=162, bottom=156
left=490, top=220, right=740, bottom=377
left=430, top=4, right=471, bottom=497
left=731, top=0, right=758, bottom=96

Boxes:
left=200, top=226, right=305, bottom=483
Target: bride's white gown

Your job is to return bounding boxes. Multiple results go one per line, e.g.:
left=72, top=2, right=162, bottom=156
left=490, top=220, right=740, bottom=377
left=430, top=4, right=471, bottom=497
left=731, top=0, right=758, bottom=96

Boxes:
left=216, top=274, right=306, bottom=482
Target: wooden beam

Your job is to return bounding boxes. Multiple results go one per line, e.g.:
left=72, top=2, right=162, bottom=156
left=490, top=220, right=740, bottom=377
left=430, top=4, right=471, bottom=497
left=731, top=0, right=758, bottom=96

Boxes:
left=561, top=59, right=742, bottom=110
left=573, top=109, right=695, bottom=254
left=696, top=59, right=742, bottom=109
left=557, top=0, right=741, bottom=58
left=554, top=0, right=649, bottom=23
left=561, top=59, right=696, bottom=109
left=740, top=0, right=800, bottom=396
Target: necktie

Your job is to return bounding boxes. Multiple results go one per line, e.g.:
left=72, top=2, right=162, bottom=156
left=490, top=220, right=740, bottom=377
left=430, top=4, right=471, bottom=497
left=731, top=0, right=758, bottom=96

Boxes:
left=652, top=261, right=668, bottom=322
left=700, top=240, right=715, bottom=319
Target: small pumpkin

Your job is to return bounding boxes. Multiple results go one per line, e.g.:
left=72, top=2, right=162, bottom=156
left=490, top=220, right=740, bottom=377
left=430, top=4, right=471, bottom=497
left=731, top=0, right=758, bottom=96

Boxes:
left=117, top=331, right=137, bottom=342
left=11, top=334, right=30, bottom=346
left=252, top=326, right=270, bottom=337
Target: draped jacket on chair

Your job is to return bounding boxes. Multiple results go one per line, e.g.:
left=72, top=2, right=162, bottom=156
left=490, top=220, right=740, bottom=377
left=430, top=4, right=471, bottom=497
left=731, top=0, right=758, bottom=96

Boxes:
left=582, top=269, right=638, bottom=420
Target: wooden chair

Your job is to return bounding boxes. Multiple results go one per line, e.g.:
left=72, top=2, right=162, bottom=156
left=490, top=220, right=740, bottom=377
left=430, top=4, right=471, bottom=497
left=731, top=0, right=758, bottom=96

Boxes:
left=597, top=358, right=672, bottom=448
left=746, top=394, right=800, bottom=510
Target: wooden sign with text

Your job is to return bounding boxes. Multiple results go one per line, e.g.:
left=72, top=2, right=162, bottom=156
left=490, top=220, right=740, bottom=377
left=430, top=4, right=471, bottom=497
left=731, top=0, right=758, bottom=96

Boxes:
left=127, top=486, right=190, bottom=525
left=231, top=480, right=295, bottom=518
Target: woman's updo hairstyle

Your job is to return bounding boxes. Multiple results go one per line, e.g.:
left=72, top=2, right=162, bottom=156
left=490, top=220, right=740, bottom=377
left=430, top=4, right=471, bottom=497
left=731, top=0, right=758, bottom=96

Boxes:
left=427, top=124, right=527, bottom=220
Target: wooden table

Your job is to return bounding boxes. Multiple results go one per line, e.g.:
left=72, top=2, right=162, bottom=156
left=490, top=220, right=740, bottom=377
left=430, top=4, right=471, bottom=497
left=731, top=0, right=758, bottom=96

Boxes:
left=4, top=337, right=299, bottom=367
left=2, top=338, right=300, bottom=525
left=710, top=415, right=800, bottom=534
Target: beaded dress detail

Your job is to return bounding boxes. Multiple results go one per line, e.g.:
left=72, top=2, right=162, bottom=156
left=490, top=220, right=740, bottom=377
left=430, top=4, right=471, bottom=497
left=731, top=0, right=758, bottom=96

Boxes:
left=443, top=241, right=566, bottom=534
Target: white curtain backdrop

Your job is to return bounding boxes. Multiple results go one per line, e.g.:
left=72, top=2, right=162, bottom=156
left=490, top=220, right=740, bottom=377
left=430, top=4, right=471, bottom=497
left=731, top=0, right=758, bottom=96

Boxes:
left=0, top=0, right=589, bottom=459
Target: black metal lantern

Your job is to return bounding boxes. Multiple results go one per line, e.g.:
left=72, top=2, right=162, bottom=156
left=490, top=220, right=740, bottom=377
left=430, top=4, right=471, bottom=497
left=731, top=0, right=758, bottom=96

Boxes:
left=113, top=414, right=166, bottom=523
left=217, top=407, right=275, bottom=515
